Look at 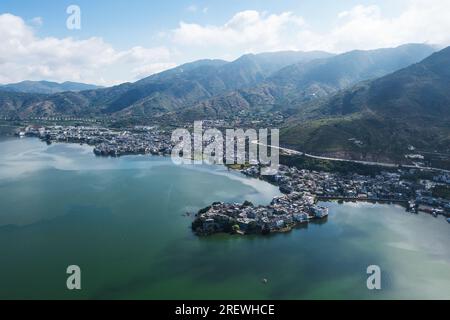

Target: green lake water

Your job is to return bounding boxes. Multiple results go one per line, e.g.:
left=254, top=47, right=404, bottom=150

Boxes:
left=0, top=137, right=449, bottom=300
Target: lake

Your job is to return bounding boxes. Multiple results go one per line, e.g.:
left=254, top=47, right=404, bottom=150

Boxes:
left=0, top=137, right=449, bottom=299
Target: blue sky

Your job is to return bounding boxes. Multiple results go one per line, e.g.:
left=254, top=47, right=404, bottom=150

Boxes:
left=0, top=0, right=448, bottom=85
left=1, top=0, right=408, bottom=49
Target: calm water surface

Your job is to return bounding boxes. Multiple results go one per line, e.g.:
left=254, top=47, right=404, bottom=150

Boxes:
left=0, top=137, right=449, bottom=299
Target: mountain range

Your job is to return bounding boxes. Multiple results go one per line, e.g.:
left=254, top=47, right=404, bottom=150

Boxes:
left=0, top=43, right=449, bottom=163
left=0, top=44, right=435, bottom=119
left=0, top=81, right=102, bottom=94
left=282, top=46, right=450, bottom=161
left=172, top=44, right=437, bottom=121
left=0, top=50, right=333, bottom=118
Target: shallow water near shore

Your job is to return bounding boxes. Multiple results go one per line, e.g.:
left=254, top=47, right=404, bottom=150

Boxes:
left=0, top=137, right=449, bottom=299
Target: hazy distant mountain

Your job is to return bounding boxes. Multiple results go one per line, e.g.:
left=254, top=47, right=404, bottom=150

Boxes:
left=0, top=81, right=102, bottom=94
left=176, top=44, right=437, bottom=120
left=281, top=46, right=450, bottom=161
left=1, top=44, right=448, bottom=164
left=0, top=44, right=440, bottom=126
left=271, top=44, right=437, bottom=90
left=0, top=50, right=332, bottom=117
left=268, top=43, right=436, bottom=104
left=102, top=51, right=333, bottom=116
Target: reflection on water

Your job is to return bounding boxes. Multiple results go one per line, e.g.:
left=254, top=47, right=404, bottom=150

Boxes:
left=0, top=138, right=449, bottom=300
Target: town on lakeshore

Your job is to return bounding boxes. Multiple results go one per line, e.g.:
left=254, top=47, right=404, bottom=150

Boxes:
left=14, top=124, right=450, bottom=236
left=192, top=164, right=450, bottom=236
left=16, top=123, right=174, bottom=157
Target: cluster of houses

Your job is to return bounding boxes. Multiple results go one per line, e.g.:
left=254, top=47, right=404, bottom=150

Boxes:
left=16, top=125, right=173, bottom=157
left=241, top=165, right=450, bottom=219
left=16, top=124, right=450, bottom=227
left=192, top=192, right=329, bottom=236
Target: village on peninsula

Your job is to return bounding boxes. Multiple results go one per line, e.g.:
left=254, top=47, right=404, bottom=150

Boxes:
left=15, top=124, right=450, bottom=237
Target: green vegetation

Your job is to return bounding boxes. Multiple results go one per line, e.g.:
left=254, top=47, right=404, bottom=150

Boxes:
left=242, top=200, right=254, bottom=207
left=433, top=185, right=450, bottom=200
left=226, top=163, right=253, bottom=171
left=197, top=206, right=212, bottom=215
left=427, top=158, right=450, bottom=171
left=1, top=45, right=449, bottom=169
left=280, top=154, right=390, bottom=176
left=281, top=47, right=450, bottom=164
left=401, top=171, right=436, bottom=182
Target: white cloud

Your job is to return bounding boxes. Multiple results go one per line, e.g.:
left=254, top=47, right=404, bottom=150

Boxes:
left=2, top=1, right=450, bottom=86
left=0, top=13, right=176, bottom=86
left=131, top=63, right=177, bottom=79
left=172, top=10, right=305, bottom=54
left=325, top=0, right=450, bottom=52
left=171, top=0, right=450, bottom=57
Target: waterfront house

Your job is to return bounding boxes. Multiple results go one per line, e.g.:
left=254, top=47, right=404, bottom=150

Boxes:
left=311, top=206, right=329, bottom=219
left=293, top=213, right=309, bottom=223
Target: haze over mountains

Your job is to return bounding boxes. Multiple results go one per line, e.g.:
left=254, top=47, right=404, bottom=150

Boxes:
left=0, top=81, right=102, bottom=94
left=282, top=46, right=450, bottom=161
left=0, top=44, right=433, bottom=118
left=175, top=43, right=436, bottom=120
left=0, top=50, right=332, bottom=118
left=1, top=43, right=449, bottom=161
